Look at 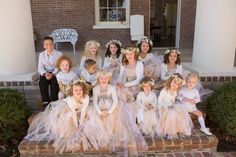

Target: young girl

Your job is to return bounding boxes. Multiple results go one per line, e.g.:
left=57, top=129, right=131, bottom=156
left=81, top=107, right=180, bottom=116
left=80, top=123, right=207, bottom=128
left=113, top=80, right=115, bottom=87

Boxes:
left=177, top=73, right=212, bottom=135
left=136, top=77, right=159, bottom=138
left=117, top=46, right=144, bottom=100
left=137, top=36, right=162, bottom=80
left=79, top=40, right=102, bottom=70
left=103, top=39, right=122, bottom=83
left=84, top=70, right=148, bottom=154
left=160, top=49, right=182, bottom=81
left=24, top=79, right=91, bottom=153
left=158, top=73, right=193, bottom=139
left=56, top=55, right=78, bottom=99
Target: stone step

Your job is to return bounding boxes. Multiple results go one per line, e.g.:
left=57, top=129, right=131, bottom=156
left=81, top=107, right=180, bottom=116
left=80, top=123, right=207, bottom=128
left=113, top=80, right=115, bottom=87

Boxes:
left=19, top=129, right=218, bottom=156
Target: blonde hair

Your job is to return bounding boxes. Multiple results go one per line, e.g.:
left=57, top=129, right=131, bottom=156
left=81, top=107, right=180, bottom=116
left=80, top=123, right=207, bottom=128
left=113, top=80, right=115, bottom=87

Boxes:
left=56, top=55, right=73, bottom=71
left=83, top=40, right=101, bottom=58
left=165, top=73, right=183, bottom=90
left=139, top=76, right=154, bottom=91
left=96, top=70, right=112, bottom=84
left=69, top=79, right=88, bottom=97
left=186, top=73, right=199, bottom=82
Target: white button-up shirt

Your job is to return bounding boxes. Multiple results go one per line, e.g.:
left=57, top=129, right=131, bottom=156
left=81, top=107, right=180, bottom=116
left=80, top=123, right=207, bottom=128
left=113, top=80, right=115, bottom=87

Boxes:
left=38, top=50, right=62, bottom=76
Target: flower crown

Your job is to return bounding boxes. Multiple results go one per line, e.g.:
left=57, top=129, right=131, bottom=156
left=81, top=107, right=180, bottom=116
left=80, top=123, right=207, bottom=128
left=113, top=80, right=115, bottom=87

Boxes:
left=70, top=79, right=86, bottom=86
left=121, top=46, right=140, bottom=54
left=170, top=74, right=183, bottom=82
left=84, top=40, right=100, bottom=48
left=165, top=49, right=181, bottom=55
left=105, top=39, right=122, bottom=48
left=96, top=70, right=112, bottom=80
left=136, top=36, right=153, bottom=47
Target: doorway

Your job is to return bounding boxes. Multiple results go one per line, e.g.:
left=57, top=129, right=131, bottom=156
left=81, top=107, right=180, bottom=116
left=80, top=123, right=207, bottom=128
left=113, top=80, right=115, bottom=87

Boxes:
left=150, top=0, right=179, bottom=47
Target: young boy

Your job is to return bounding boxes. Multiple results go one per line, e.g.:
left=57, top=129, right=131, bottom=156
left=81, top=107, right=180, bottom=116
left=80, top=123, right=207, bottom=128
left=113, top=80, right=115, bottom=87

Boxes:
left=177, top=73, right=212, bottom=135
left=38, top=36, right=62, bottom=108
left=80, top=59, right=97, bottom=95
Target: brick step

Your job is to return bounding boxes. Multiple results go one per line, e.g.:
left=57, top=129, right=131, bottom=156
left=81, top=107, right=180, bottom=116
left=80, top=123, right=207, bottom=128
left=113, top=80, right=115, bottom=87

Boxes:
left=19, top=129, right=218, bottom=156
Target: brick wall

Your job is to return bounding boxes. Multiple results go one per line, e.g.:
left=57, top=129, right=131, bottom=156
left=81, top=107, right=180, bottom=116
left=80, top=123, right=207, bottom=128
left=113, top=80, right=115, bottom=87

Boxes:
left=179, top=0, right=197, bottom=49
left=31, top=0, right=150, bottom=52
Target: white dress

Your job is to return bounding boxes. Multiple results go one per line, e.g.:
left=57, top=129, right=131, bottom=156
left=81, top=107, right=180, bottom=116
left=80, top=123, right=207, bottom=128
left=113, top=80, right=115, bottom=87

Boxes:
left=176, top=85, right=200, bottom=112
left=158, top=88, right=193, bottom=137
left=24, top=96, right=91, bottom=153
left=84, top=84, right=148, bottom=154
left=136, top=91, right=160, bottom=136
left=103, top=55, right=122, bottom=84
left=56, top=70, right=78, bottom=99
left=160, top=63, right=183, bottom=81
left=139, top=53, right=161, bottom=80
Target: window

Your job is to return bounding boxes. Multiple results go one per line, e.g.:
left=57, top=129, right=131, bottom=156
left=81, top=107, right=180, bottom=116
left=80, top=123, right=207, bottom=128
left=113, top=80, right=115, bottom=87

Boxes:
left=94, top=0, right=130, bottom=29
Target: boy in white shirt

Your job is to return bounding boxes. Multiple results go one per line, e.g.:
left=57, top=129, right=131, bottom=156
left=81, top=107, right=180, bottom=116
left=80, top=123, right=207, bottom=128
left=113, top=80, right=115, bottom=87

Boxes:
left=38, top=37, right=62, bottom=108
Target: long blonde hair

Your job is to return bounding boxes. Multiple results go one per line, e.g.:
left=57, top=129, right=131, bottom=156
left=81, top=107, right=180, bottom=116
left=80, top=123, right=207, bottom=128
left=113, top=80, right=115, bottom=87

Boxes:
left=83, top=40, right=101, bottom=59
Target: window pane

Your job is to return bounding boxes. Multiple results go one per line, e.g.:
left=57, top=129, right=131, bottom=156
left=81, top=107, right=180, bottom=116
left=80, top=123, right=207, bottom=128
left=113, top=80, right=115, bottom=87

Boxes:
left=100, top=9, right=108, bottom=21
left=118, top=0, right=125, bottom=8
left=99, top=0, right=107, bottom=7
left=108, top=9, right=118, bottom=21
left=118, top=8, right=126, bottom=21
left=108, top=0, right=117, bottom=7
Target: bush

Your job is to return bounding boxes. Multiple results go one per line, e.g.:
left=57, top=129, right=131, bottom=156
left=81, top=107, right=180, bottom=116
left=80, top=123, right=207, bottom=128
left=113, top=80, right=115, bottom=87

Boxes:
left=0, top=88, right=30, bottom=143
left=207, top=81, right=236, bottom=137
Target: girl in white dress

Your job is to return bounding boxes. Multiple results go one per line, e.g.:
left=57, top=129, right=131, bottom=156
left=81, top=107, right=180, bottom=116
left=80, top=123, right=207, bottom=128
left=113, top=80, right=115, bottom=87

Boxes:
left=137, top=36, right=162, bottom=80
left=85, top=70, right=148, bottom=154
left=24, top=80, right=91, bottom=153
left=103, top=40, right=122, bottom=84
left=56, top=55, right=78, bottom=99
left=160, top=49, right=183, bottom=81
left=79, top=40, right=102, bottom=70
left=136, top=77, right=160, bottom=138
left=177, top=73, right=212, bottom=135
left=158, top=73, right=193, bottom=139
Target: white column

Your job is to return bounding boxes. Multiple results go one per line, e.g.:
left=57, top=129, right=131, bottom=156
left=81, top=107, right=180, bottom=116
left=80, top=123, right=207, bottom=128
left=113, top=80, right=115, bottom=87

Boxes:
left=191, top=0, right=236, bottom=73
left=0, top=0, right=36, bottom=77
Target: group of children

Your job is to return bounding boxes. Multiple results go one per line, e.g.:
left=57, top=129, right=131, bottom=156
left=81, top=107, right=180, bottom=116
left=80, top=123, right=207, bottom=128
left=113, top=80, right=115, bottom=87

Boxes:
left=26, top=36, right=212, bottom=154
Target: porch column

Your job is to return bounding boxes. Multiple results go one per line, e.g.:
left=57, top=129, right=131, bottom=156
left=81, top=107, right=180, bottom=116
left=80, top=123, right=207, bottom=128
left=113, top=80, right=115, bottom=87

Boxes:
left=185, top=0, right=236, bottom=75
left=0, top=0, right=36, bottom=77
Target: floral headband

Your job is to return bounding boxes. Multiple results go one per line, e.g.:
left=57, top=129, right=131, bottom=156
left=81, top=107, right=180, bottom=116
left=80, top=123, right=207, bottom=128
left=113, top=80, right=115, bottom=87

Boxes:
left=70, top=79, right=86, bottom=86
left=105, top=39, right=122, bottom=48
left=165, top=49, right=181, bottom=55
left=96, top=70, right=112, bottom=80
left=121, top=46, right=140, bottom=54
left=170, top=74, right=183, bottom=83
left=140, top=79, right=155, bottom=87
left=84, top=40, right=100, bottom=48
left=136, top=36, right=153, bottom=47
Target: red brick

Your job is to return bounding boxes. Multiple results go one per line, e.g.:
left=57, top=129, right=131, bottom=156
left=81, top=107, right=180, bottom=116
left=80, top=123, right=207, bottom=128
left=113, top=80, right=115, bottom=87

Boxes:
left=193, top=152, right=202, bottom=157
left=184, top=152, right=193, bottom=157
left=166, top=153, right=174, bottom=157
left=201, top=152, right=213, bottom=157
left=199, top=135, right=209, bottom=144
left=175, top=153, right=184, bottom=157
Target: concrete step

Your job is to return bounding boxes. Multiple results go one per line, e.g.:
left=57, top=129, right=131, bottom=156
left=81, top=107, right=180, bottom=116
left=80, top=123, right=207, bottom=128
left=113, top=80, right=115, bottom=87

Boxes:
left=19, top=129, right=218, bottom=156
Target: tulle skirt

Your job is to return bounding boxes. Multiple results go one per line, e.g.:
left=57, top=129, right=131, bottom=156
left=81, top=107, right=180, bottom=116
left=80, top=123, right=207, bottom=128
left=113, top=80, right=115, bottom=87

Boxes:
left=159, top=105, right=193, bottom=138
left=143, top=62, right=161, bottom=80
left=24, top=100, right=90, bottom=153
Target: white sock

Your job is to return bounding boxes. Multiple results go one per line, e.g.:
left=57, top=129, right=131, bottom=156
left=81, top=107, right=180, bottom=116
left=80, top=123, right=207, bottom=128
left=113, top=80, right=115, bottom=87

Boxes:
left=198, top=116, right=206, bottom=129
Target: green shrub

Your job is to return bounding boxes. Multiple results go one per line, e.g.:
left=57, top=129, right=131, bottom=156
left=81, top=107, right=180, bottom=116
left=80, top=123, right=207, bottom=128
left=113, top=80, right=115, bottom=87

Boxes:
left=207, top=81, right=236, bottom=137
left=0, top=88, right=30, bottom=143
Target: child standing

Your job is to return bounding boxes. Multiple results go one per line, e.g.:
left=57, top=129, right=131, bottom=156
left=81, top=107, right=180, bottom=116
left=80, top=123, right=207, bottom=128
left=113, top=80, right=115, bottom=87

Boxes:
left=103, top=39, right=122, bottom=83
left=136, top=77, right=159, bottom=138
left=137, top=36, right=162, bottom=80
left=177, top=73, right=212, bottom=135
left=79, top=40, right=102, bottom=70
left=56, top=55, right=78, bottom=99
left=38, top=36, right=62, bottom=108
left=158, top=73, right=193, bottom=139
left=80, top=59, right=97, bottom=95
left=160, top=49, right=182, bottom=81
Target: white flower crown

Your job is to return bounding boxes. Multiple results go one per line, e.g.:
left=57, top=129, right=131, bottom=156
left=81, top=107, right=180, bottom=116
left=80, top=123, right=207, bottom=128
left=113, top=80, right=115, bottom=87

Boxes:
left=70, top=79, right=86, bottom=86
left=165, top=49, right=181, bottom=55
left=121, top=47, right=140, bottom=54
left=84, top=40, right=100, bottom=48
left=136, top=36, right=153, bottom=47
left=105, top=39, right=122, bottom=48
